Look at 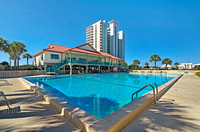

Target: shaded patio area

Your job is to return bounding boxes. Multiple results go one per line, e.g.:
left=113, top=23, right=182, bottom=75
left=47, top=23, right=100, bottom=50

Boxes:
left=0, top=78, right=80, bottom=132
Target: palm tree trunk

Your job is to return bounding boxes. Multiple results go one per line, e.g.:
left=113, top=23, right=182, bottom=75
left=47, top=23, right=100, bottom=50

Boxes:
left=17, top=56, right=19, bottom=67
left=27, top=58, right=29, bottom=66
left=155, top=61, right=156, bottom=70
left=14, top=56, right=16, bottom=69
left=10, top=59, right=11, bottom=70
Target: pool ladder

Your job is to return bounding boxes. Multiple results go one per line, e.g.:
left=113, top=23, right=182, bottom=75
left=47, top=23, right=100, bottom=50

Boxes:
left=131, top=83, right=159, bottom=105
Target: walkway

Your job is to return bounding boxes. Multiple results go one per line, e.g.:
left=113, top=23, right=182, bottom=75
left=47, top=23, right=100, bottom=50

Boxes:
left=122, top=75, right=200, bottom=132
left=0, top=78, right=80, bottom=132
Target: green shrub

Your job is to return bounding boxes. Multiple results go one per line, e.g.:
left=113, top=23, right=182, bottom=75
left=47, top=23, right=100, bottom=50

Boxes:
left=193, top=65, right=200, bottom=70
left=27, top=65, right=38, bottom=70
left=196, top=72, right=200, bottom=77
left=127, top=64, right=139, bottom=70
left=18, top=65, right=38, bottom=70
left=1, top=61, right=9, bottom=66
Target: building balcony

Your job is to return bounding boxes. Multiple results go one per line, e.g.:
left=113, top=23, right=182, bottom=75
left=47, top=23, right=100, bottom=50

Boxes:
left=101, top=62, right=109, bottom=65
left=88, top=60, right=99, bottom=65
left=70, top=59, right=87, bottom=64
left=113, top=63, right=117, bottom=66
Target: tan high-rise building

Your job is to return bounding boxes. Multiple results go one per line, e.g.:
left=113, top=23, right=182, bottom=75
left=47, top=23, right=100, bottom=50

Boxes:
left=86, top=20, right=107, bottom=52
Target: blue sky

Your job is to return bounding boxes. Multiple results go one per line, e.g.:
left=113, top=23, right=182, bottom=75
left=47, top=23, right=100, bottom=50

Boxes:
left=0, top=0, right=200, bottom=66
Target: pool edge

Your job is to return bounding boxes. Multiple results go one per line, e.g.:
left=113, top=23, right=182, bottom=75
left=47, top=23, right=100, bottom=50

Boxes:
left=19, top=74, right=183, bottom=132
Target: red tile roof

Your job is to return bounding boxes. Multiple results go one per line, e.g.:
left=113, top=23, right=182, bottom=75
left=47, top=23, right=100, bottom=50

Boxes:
left=32, top=43, right=123, bottom=60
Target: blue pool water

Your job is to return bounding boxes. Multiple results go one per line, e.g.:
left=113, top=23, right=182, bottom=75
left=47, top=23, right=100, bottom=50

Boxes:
left=25, top=73, right=175, bottom=119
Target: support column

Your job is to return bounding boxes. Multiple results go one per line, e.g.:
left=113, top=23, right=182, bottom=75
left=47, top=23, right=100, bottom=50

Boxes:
left=86, top=65, right=88, bottom=73
left=98, top=65, right=100, bottom=73
left=63, top=65, right=66, bottom=74
left=44, top=63, right=47, bottom=75
left=69, top=52, right=72, bottom=75
left=108, top=66, right=110, bottom=72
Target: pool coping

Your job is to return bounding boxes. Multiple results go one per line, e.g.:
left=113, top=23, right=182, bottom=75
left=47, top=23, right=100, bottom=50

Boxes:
left=19, top=74, right=183, bottom=132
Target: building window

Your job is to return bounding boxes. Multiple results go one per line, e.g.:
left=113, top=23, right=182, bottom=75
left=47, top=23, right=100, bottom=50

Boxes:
left=51, top=54, right=59, bottom=59
left=41, top=54, right=43, bottom=61
left=34, top=58, right=36, bottom=64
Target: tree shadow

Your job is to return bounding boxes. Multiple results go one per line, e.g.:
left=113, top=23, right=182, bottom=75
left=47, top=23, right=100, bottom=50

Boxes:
left=121, top=84, right=200, bottom=132
left=121, top=100, right=200, bottom=131
left=0, top=87, right=80, bottom=131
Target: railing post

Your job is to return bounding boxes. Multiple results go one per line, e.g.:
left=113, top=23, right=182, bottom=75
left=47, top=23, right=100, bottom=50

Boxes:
left=131, top=83, right=158, bottom=105
left=70, top=64, right=72, bottom=75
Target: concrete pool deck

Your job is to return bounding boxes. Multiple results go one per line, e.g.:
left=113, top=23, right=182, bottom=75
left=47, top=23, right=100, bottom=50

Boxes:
left=122, top=75, right=200, bottom=132
left=0, top=75, right=199, bottom=131
left=0, top=78, right=80, bottom=132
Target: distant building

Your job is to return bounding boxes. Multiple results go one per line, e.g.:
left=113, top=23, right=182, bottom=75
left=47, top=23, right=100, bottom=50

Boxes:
left=118, top=30, right=125, bottom=61
left=160, top=64, right=172, bottom=70
left=86, top=20, right=125, bottom=60
left=178, top=63, right=193, bottom=70
left=108, top=20, right=119, bottom=57
left=86, top=20, right=108, bottom=52
left=107, top=28, right=110, bottom=53
left=149, top=65, right=159, bottom=69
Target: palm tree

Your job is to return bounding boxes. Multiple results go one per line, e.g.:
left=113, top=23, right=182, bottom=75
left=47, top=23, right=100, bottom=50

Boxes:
left=149, top=54, right=161, bottom=69
left=133, top=60, right=140, bottom=69
left=133, top=60, right=140, bottom=65
left=174, top=62, right=179, bottom=67
left=23, top=53, right=32, bottom=66
left=9, top=41, right=27, bottom=68
left=174, top=62, right=179, bottom=70
left=8, top=43, right=17, bottom=68
left=9, top=56, right=14, bottom=67
left=0, top=37, right=8, bottom=52
left=145, top=62, right=149, bottom=68
left=162, top=58, right=172, bottom=69
left=17, top=42, right=27, bottom=67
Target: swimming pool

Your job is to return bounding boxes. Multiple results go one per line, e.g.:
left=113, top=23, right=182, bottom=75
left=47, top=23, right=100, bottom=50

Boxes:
left=25, top=73, right=175, bottom=119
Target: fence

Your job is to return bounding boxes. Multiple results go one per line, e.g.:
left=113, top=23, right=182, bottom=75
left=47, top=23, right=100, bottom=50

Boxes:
left=131, top=70, right=199, bottom=75
left=0, top=70, right=45, bottom=78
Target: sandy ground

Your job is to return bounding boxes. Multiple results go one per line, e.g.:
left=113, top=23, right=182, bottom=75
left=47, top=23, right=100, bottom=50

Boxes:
left=122, top=75, right=200, bottom=132
left=0, top=78, right=80, bottom=132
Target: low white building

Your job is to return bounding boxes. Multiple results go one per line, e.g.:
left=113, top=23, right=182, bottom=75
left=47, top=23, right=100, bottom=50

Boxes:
left=160, top=64, right=172, bottom=70
left=178, top=63, right=193, bottom=70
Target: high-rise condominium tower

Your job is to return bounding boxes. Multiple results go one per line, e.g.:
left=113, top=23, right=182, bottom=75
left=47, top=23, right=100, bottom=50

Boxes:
left=107, top=28, right=110, bottom=53
left=86, top=20, right=125, bottom=61
left=86, top=20, right=107, bottom=52
left=108, top=20, right=118, bottom=57
left=118, top=30, right=125, bottom=60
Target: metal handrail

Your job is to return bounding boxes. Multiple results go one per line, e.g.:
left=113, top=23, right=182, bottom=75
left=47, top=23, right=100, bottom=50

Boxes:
left=149, top=83, right=159, bottom=101
left=131, top=83, right=158, bottom=105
